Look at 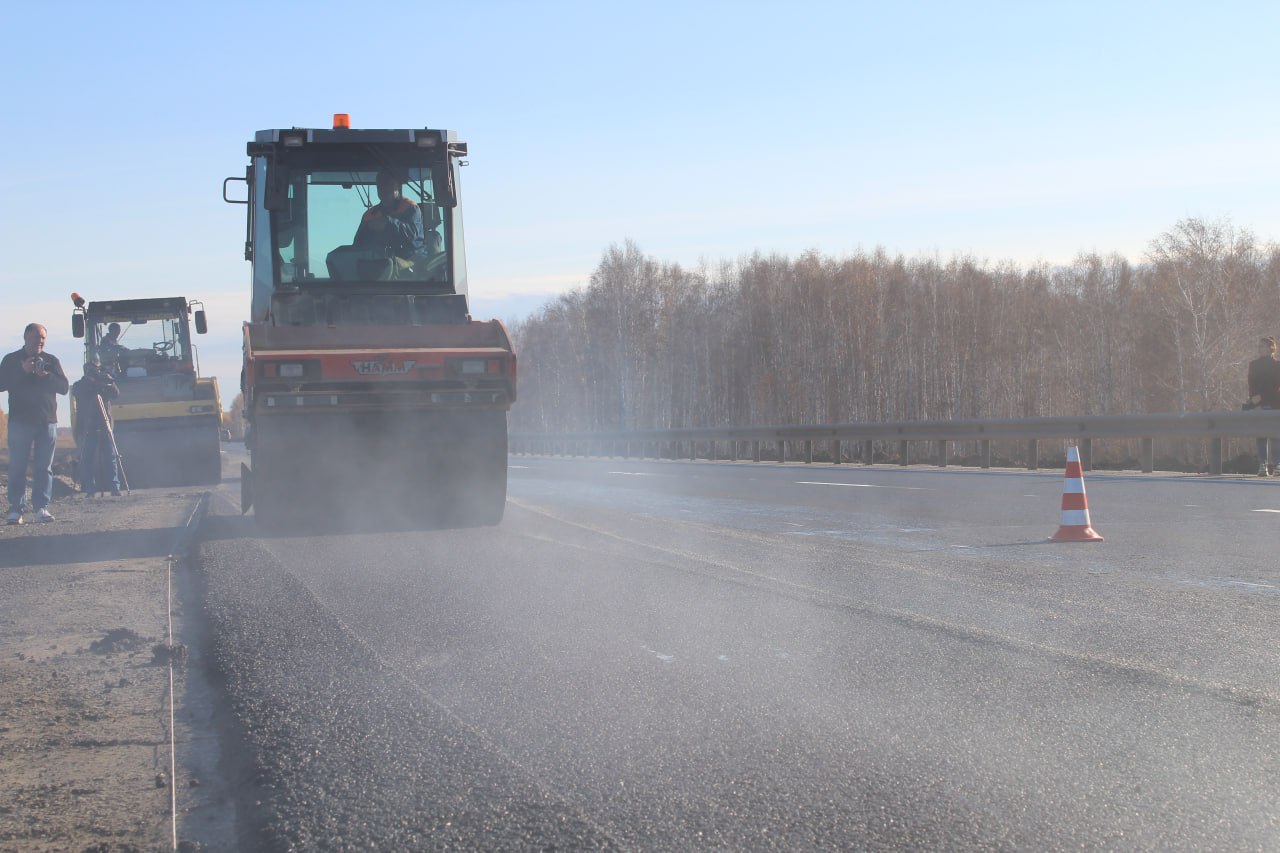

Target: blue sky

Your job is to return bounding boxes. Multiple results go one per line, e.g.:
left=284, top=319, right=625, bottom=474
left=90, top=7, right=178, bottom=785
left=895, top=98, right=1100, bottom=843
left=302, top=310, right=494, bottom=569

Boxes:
left=4, top=1, right=1280, bottom=422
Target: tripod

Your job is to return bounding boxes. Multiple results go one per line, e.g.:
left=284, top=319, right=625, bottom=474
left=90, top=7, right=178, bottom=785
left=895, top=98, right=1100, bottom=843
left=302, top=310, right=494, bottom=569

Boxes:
left=94, top=394, right=130, bottom=495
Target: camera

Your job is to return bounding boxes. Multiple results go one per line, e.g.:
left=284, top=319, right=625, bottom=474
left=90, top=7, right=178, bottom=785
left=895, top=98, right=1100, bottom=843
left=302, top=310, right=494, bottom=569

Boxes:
left=30, top=355, right=47, bottom=372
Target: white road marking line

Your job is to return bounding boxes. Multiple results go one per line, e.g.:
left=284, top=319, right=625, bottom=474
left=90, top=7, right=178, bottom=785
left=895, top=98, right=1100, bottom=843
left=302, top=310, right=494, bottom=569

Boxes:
left=796, top=481, right=932, bottom=491
left=1251, top=509, right=1280, bottom=513
left=641, top=645, right=675, bottom=663
left=509, top=465, right=530, bottom=469
left=608, top=471, right=659, bottom=476
left=1217, top=578, right=1280, bottom=590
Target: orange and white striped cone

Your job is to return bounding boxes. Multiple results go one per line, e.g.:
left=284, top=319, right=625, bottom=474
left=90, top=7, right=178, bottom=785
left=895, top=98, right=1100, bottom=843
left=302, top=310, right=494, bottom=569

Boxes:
left=1049, top=446, right=1104, bottom=542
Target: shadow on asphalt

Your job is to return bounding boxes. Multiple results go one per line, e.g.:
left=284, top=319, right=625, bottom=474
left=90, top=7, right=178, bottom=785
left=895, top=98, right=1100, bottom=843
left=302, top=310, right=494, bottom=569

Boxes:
left=0, top=526, right=184, bottom=568
left=197, top=508, right=497, bottom=542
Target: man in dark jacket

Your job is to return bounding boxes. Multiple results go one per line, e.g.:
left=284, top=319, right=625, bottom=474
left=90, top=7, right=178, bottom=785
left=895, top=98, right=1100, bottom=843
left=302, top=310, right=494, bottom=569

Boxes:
left=1247, top=335, right=1280, bottom=476
left=0, top=323, right=70, bottom=523
left=72, top=358, right=122, bottom=497
left=353, top=170, right=427, bottom=270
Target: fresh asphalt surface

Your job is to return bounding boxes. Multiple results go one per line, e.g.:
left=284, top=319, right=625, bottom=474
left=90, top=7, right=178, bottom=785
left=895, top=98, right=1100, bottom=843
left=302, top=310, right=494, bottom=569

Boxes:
left=195, top=447, right=1280, bottom=851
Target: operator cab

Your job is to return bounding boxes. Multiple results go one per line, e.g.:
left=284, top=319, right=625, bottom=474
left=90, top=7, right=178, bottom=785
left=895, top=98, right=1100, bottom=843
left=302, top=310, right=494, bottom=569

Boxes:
left=77, top=302, right=200, bottom=379
left=228, top=118, right=471, bottom=328
left=277, top=167, right=449, bottom=286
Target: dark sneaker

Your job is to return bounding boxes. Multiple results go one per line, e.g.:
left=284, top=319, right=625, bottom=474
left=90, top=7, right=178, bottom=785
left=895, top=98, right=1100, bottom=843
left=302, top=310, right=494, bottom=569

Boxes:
left=111, top=490, right=122, bottom=497
left=6, top=510, right=21, bottom=525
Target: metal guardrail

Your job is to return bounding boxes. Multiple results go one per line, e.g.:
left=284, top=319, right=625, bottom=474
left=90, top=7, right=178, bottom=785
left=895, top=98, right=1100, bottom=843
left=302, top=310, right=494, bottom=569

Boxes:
left=511, top=410, right=1280, bottom=474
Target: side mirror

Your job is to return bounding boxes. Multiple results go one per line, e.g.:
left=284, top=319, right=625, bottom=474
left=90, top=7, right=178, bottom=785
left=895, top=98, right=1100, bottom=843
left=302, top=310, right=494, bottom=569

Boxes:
left=264, top=164, right=289, bottom=212
left=432, top=161, right=457, bottom=208
left=194, top=310, right=208, bottom=335
left=72, top=314, right=85, bottom=339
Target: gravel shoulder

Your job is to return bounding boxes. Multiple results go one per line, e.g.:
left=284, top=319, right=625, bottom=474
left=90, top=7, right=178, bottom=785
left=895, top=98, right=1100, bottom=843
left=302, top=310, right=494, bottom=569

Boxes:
left=0, top=453, right=234, bottom=852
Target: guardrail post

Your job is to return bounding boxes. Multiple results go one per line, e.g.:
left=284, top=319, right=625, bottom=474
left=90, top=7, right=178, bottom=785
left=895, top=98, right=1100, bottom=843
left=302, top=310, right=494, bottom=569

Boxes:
left=831, top=439, right=841, bottom=464
left=863, top=439, right=874, bottom=465
left=898, top=439, right=909, bottom=466
left=1080, top=438, right=1093, bottom=471
left=804, top=440, right=813, bottom=464
left=1027, top=439, right=1039, bottom=470
left=752, top=441, right=761, bottom=463
left=935, top=439, right=948, bottom=467
left=1210, top=437, right=1223, bottom=475
left=689, top=441, right=697, bottom=461
left=729, top=441, right=738, bottom=462
left=776, top=440, right=786, bottom=463
left=980, top=439, right=992, bottom=469
left=1141, top=438, right=1153, bottom=473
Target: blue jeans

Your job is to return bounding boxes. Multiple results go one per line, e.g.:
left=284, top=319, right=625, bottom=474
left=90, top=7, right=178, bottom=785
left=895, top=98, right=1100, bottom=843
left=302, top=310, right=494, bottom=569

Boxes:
left=8, top=420, right=57, bottom=513
left=78, top=428, right=120, bottom=494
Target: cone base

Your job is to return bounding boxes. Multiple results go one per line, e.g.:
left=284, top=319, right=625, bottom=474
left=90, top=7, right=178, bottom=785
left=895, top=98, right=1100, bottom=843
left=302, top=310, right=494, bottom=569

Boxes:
left=1049, top=525, right=1104, bottom=542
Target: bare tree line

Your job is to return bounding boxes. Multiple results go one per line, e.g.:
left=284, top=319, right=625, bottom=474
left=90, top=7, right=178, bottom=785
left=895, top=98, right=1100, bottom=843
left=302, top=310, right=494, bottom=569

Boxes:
left=508, top=218, right=1279, bottom=466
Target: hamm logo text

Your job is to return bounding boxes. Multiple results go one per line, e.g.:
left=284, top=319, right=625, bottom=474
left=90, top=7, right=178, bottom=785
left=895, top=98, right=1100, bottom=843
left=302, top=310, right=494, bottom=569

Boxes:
left=352, top=359, right=417, bottom=376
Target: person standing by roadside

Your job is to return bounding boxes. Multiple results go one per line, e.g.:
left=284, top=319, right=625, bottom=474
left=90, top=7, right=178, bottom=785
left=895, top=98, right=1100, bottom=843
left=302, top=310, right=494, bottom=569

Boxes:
left=1246, top=335, right=1280, bottom=477
left=0, top=324, right=70, bottom=523
left=71, top=358, right=122, bottom=497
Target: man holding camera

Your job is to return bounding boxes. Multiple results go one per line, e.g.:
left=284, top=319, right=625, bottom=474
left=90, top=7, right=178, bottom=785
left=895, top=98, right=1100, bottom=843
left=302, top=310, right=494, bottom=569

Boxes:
left=0, top=323, right=69, bottom=523
left=1246, top=335, right=1280, bottom=477
left=72, top=357, right=121, bottom=497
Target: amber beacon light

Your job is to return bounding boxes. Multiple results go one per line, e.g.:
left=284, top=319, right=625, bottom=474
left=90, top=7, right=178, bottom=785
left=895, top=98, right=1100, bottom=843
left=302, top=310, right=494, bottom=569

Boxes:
left=333, top=113, right=351, bottom=129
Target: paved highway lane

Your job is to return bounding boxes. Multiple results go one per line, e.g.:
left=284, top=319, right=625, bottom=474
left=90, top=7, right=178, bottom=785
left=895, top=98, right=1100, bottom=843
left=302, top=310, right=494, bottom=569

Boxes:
left=197, top=452, right=1280, bottom=850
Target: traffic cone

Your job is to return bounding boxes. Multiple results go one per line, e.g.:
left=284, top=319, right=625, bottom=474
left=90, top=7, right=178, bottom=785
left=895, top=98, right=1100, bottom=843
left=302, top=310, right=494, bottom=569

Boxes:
left=1049, top=446, right=1104, bottom=542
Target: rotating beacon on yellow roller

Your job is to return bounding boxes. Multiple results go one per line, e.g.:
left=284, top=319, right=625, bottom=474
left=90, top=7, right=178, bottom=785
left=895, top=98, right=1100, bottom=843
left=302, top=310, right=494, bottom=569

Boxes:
left=69, top=293, right=223, bottom=486
left=223, top=114, right=517, bottom=526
